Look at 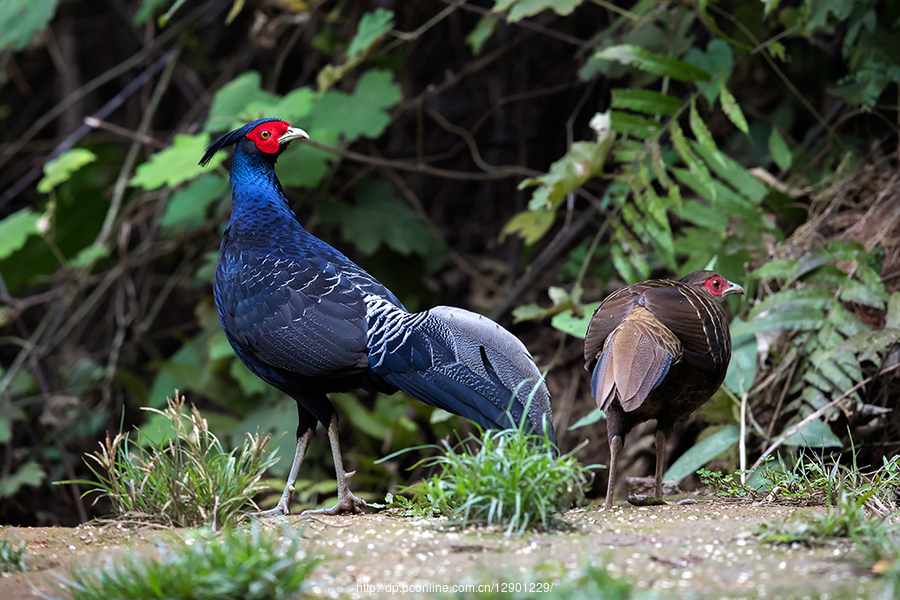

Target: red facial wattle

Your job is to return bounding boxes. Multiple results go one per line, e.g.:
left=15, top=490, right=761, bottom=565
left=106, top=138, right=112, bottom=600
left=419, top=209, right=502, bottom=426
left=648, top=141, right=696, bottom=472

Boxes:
left=704, top=276, right=726, bottom=296
left=247, top=120, right=291, bottom=154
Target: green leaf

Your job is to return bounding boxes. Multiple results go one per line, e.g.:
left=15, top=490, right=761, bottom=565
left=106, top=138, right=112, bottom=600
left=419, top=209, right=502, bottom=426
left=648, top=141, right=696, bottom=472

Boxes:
left=731, top=308, right=824, bottom=337
left=496, top=0, right=582, bottom=21
left=131, top=134, right=218, bottom=190
left=550, top=302, right=602, bottom=339
left=467, top=16, right=498, bottom=55
left=683, top=39, right=732, bottom=104
left=886, top=292, right=900, bottom=330
left=768, top=128, right=793, bottom=171
left=500, top=209, right=555, bottom=245
left=718, top=87, right=749, bottom=134
left=782, top=418, right=842, bottom=448
left=0, top=460, right=46, bottom=498
left=594, top=44, right=711, bottom=83
left=69, top=244, right=108, bottom=268
left=610, top=89, right=681, bottom=116
left=520, top=138, right=612, bottom=211
left=310, top=70, right=402, bottom=142
left=161, top=174, right=229, bottom=231
left=277, top=128, right=339, bottom=189
left=663, top=426, right=740, bottom=482
left=669, top=122, right=715, bottom=199
left=609, top=111, right=662, bottom=139
left=569, top=407, right=606, bottom=430
left=133, top=0, right=169, bottom=25
left=205, top=72, right=278, bottom=132
left=689, top=99, right=719, bottom=157
left=0, top=0, right=59, bottom=51
left=0, top=416, right=10, bottom=444
left=347, top=8, right=394, bottom=59
left=0, top=209, right=39, bottom=260
left=322, top=179, right=446, bottom=266
left=725, top=319, right=757, bottom=396
left=38, top=149, right=98, bottom=193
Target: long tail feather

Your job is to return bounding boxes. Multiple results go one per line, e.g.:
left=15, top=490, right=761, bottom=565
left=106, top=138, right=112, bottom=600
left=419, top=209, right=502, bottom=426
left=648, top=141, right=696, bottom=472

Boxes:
left=365, top=297, right=555, bottom=442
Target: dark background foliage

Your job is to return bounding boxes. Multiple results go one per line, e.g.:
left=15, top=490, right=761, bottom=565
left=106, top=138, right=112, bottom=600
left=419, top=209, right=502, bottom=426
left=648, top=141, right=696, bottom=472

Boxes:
left=2, top=0, right=899, bottom=526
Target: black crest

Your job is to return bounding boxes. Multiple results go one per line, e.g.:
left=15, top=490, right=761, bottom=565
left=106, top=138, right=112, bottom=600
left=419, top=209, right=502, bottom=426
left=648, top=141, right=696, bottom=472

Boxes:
left=198, top=117, right=286, bottom=167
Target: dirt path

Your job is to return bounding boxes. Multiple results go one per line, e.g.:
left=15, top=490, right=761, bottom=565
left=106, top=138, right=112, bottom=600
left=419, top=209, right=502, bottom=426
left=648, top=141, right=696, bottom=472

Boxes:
left=1, top=500, right=883, bottom=599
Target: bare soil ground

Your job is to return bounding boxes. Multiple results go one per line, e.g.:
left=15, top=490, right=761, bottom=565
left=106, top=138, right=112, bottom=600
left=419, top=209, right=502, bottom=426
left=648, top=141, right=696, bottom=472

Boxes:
left=1, top=498, right=885, bottom=599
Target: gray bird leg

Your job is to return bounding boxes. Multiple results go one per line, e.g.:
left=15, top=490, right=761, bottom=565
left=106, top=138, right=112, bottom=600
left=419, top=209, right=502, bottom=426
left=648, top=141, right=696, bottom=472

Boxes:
left=303, top=419, right=366, bottom=515
left=251, top=428, right=313, bottom=517
left=604, top=434, right=623, bottom=509
left=654, top=428, right=667, bottom=500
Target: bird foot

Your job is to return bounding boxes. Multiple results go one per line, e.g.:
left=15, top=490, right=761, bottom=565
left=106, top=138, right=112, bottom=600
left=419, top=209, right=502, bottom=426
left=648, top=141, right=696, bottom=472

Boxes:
left=248, top=502, right=290, bottom=518
left=302, top=490, right=367, bottom=516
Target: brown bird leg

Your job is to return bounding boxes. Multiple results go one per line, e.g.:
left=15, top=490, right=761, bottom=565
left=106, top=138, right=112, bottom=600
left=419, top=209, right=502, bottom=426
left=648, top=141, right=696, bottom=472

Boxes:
left=252, top=428, right=313, bottom=517
left=654, top=428, right=667, bottom=500
left=303, top=418, right=366, bottom=515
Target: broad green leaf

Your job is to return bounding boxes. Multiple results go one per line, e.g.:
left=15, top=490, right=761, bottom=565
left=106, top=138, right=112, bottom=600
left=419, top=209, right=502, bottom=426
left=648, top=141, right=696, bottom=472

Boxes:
left=610, top=111, right=662, bottom=139
left=467, top=16, right=498, bottom=55
left=650, top=141, right=674, bottom=189
left=500, top=208, right=555, bottom=245
left=347, top=8, right=394, bottom=59
left=768, top=128, right=793, bottom=171
left=683, top=39, right=732, bottom=104
left=205, top=72, right=278, bottom=132
left=550, top=302, right=601, bottom=339
left=663, top=426, right=740, bottom=482
left=277, top=128, right=339, bottom=189
left=520, top=138, right=612, bottom=211
left=610, top=89, right=681, bottom=116
left=569, top=407, right=606, bottom=430
left=322, top=178, right=446, bottom=268
left=134, top=0, right=169, bottom=24
left=232, top=398, right=297, bottom=477
left=0, top=209, right=39, bottom=260
left=161, top=174, right=228, bottom=230
left=495, top=0, right=582, bottom=20
left=69, top=244, right=108, bottom=268
left=595, top=44, right=711, bottom=83
left=310, top=70, right=402, bottom=141
left=747, top=288, right=834, bottom=318
left=719, top=87, right=749, bottom=134
left=751, top=259, right=797, bottom=279
left=725, top=319, right=757, bottom=395
left=38, top=149, right=97, bottom=193
left=230, top=359, right=269, bottom=396
left=0, top=460, right=45, bottom=498
left=131, top=134, right=218, bottom=190
left=782, top=418, right=842, bottom=448
left=0, top=0, right=59, bottom=51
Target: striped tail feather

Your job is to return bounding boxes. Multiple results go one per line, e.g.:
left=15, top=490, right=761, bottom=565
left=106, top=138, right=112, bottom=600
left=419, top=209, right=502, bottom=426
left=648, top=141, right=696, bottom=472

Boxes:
left=365, top=296, right=555, bottom=443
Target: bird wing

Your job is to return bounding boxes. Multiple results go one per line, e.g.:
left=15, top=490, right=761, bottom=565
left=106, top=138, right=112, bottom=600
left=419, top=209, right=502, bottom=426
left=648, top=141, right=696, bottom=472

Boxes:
left=217, top=250, right=396, bottom=378
left=365, top=297, right=555, bottom=442
left=640, top=282, right=727, bottom=367
left=589, top=305, right=682, bottom=413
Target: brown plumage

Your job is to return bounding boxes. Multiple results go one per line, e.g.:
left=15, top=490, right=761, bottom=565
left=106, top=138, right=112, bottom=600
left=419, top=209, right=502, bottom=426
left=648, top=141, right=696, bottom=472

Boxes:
left=583, top=270, right=744, bottom=508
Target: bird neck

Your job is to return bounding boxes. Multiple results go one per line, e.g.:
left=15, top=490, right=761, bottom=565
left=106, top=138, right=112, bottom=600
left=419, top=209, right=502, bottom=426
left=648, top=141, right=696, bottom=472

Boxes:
left=227, top=146, right=296, bottom=224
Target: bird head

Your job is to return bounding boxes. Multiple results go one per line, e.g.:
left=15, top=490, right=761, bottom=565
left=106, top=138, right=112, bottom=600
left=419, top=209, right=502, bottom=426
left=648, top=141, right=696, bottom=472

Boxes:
left=681, top=270, right=744, bottom=300
left=199, top=118, right=309, bottom=167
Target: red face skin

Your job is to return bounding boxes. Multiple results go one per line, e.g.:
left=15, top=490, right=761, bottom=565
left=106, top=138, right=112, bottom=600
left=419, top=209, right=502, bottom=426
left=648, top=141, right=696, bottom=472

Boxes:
left=246, top=120, right=291, bottom=154
left=704, top=275, right=728, bottom=296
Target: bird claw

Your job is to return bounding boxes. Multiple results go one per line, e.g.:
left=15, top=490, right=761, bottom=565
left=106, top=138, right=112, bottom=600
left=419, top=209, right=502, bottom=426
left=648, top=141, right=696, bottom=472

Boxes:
left=248, top=502, right=290, bottom=518
left=302, top=491, right=367, bottom=516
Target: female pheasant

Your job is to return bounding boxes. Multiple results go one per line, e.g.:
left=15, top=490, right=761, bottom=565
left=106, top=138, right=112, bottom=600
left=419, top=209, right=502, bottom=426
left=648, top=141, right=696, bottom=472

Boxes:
left=583, top=270, right=743, bottom=508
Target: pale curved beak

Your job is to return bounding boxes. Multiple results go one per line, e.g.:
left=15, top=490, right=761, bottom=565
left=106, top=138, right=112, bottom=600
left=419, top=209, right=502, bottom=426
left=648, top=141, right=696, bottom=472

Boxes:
left=279, top=127, right=309, bottom=143
left=723, top=280, right=745, bottom=296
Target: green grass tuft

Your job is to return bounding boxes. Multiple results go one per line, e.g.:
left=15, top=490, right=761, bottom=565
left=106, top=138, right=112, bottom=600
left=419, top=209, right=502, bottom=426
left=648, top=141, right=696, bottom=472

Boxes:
left=388, top=424, right=593, bottom=536
left=59, top=523, right=319, bottom=600
left=71, top=392, right=279, bottom=528
left=0, top=531, right=28, bottom=574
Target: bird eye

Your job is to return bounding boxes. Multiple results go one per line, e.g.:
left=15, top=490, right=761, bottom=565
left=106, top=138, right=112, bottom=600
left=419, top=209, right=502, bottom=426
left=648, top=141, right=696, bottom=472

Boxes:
left=259, top=130, right=271, bottom=140
left=713, top=279, right=721, bottom=288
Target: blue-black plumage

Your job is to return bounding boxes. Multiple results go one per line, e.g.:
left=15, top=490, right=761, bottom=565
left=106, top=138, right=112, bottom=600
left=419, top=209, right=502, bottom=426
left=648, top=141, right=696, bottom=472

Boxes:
left=201, top=118, right=555, bottom=516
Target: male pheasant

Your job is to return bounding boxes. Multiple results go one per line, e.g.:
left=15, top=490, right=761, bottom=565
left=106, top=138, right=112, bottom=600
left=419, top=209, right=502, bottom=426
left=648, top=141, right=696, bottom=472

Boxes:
left=583, top=270, right=743, bottom=508
left=200, top=118, right=555, bottom=516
